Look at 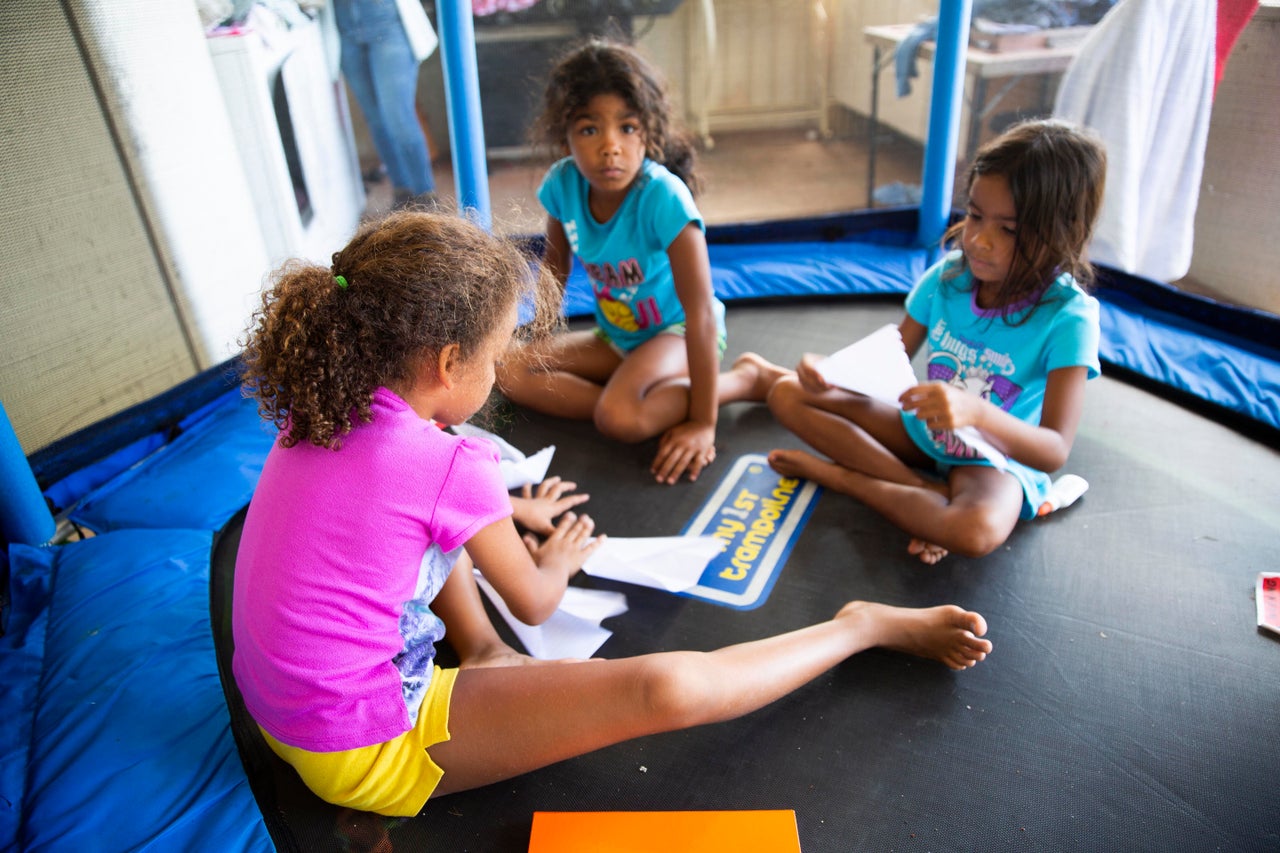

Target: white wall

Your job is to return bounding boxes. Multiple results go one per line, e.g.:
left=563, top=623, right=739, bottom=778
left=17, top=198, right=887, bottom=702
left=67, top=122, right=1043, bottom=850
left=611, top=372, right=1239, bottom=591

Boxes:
left=0, top=0, right=363, bottom=455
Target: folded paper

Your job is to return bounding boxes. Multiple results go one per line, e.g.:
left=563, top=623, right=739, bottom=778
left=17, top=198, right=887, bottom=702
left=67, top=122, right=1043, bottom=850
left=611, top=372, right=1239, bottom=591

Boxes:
left=581, top=536, right=723, bottom=592
left=816, top=323, right=918, bottom=406
left=817, top=324, right=1008, bottom=470
left=474, top=571, right=626, bottom=660
left=500, top=445, right=555, bottom=490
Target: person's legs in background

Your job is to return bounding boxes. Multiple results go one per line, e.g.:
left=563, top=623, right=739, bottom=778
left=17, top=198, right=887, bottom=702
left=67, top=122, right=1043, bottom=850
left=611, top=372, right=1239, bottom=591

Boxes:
left=366, top=31, right=435, bottom=205
left=336, top=0, right=436, bottom=208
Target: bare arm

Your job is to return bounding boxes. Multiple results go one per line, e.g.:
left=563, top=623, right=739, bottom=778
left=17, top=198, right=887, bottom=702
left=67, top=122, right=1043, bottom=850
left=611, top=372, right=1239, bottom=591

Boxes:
left=462, top=512, right=601, bottom=625
left=652, top=223, right=719, bottom=483
left=898, top=314, right=928, bottom=358
left=900, top=366, right=1088, bottom=473
left=669, top=224, right=718, bottom=428
left=544, top=216, right=572, bottom=288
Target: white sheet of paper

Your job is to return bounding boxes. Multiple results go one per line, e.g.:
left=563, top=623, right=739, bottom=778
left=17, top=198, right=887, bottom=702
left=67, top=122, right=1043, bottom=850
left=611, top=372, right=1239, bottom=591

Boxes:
left=816, top=323, right=918, bottom=407
left=581, top=536, right=722, bottom=592
left=474, top=571, right=626, bottom=660
left=817, top=325, right=1010, bottom=470
left=500, top=445, right=555, bottom=490
left=451, top=421, right=522, bottom=460
left=953, top=426, right=1009, bottom=470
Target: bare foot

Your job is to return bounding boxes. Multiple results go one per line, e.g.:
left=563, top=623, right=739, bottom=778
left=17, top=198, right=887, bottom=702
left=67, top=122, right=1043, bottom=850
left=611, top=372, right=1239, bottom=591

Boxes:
left=837, top=601, right=991, bottom=671
left=767, top=447, right=834, bottom=483
left=723, top=352, right=791, bottom=403
left=768, top=448, right=881, bottom=498
left=908, top=538, right=949, bottom=565
left=771, top=449, right=953, bottom=564
left=769, top=448, right=947, bottom=497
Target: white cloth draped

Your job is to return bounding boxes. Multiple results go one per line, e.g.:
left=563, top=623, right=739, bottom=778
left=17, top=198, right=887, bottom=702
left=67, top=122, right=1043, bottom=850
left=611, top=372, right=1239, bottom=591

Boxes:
left=1053, top=0, right=1216, bottom=282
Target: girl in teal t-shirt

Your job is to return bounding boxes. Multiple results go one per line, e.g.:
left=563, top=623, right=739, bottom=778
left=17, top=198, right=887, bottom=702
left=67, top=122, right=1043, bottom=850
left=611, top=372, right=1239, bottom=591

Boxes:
left=496, top=39, right=769, bottom=486
left=744, top=119, right=1108, bottom=564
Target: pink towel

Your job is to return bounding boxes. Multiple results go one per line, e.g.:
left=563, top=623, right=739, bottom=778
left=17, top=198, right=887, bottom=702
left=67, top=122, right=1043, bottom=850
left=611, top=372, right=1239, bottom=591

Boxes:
left=472, top=0, right=540, bottom=15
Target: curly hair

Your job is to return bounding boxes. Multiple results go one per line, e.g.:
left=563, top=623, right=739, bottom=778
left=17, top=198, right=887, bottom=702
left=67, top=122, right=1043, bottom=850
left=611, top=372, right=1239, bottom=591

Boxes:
left=240, top=211, right=561, bottom=449
left=943, top=118, right=1107, bottom=321
left=530, top=37, right=703, bottom=196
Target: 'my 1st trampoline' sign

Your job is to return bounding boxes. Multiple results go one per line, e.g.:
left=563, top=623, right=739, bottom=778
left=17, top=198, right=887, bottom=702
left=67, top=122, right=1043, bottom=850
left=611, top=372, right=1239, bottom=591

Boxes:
left=680, top=453, right=821, bottom=610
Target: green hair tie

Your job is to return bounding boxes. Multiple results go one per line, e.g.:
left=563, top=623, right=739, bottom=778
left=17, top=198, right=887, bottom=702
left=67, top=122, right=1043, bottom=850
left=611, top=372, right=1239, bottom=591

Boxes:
left=334, top=274, right=348, bottom=290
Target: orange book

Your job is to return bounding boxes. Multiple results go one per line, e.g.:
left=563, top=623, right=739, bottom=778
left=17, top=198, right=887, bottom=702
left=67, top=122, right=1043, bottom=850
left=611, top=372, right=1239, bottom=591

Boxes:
left=528, top=810, right=802, bottom=852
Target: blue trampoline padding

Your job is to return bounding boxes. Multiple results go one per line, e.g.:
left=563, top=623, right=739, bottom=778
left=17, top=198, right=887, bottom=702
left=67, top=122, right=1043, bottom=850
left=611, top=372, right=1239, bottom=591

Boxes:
left=69, top=390, right=276, bottom=534
left=1098, top=296, right=1280, bottom=430
left=29, top=358, right=245, bottom=498
left=41, top=432, right=168, bottom=519
left=560, top=239, right=930, bottom=319
left=5, top=530, right=271, bottom=853
left=0, top=544, right=53, bottom=851
left=710, top=240, right=928, bottom=303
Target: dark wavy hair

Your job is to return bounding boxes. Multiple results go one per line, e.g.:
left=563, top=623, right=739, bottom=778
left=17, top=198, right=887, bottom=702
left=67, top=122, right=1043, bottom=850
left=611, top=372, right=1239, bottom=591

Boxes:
left=943, top=118, right=1107, bottom=320
left=240, top=211, right=561, bottom=449
left=531, top=38, right=703, bottom=196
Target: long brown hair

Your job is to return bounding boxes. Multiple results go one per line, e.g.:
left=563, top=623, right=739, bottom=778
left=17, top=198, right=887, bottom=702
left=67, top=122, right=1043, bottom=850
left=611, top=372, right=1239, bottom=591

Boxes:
left=943, top=118, right=1106, bottom=320
left=531, top=38, right=703, bottom=196
left=240, top=211, right=561, bottom=449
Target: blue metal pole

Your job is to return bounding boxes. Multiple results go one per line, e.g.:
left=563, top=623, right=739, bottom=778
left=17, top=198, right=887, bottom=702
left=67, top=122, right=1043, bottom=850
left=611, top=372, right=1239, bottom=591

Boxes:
left=916, top=0, right=972, bottom=249
left=436, top=0, right=492, bottom=230
left=0, top=402, right=54, bottom=547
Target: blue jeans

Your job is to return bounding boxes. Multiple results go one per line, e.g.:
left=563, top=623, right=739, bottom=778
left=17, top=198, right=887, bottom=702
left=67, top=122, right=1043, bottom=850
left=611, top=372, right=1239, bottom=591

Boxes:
left=334, top=0, right=435, bottom=195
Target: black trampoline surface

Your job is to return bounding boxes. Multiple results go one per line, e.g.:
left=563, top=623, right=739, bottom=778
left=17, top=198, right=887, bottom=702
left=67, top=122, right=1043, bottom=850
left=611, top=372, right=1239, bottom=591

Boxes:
left=211, top=298, right=1280, bottom=852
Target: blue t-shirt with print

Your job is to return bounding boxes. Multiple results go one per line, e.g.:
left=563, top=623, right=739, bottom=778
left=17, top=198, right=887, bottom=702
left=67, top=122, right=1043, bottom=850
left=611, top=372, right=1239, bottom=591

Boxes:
left=901, top=251, right=1101, bottom=517
left=538, top=156, right=725, bottom=352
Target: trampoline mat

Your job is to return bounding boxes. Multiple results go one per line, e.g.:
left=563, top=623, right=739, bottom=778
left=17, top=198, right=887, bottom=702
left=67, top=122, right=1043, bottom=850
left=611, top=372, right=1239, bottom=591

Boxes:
left=211, top=299, right=1280, bottom=852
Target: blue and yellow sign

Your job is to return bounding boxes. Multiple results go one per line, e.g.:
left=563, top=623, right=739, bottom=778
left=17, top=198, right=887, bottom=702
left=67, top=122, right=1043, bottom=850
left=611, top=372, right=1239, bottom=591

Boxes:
left=679, top=454, right=821, bottom=610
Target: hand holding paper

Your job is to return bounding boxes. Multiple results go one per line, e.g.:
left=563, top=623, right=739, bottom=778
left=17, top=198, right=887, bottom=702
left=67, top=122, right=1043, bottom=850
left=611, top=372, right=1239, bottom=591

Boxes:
left=816, top=325, right=1008, bottom=470
left=475, top=535, right=722, bottom=659
left=898, top=381, right=1010, bottom=471
left=815, top=323, right=918, bottom=406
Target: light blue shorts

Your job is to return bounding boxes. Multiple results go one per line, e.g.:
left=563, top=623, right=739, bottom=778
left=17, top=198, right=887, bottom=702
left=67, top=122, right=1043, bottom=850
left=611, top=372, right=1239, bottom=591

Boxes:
left=593, top=321, right=729, bottom=360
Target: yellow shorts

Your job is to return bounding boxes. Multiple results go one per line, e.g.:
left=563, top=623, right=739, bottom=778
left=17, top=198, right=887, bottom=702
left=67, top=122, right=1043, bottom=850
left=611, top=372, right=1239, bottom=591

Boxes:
left=260, top=665, right=457, bottom=817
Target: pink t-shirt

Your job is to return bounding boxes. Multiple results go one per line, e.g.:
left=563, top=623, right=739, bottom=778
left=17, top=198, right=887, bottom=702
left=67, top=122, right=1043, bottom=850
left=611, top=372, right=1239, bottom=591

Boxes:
left=232, top=388, right=512, bottom=752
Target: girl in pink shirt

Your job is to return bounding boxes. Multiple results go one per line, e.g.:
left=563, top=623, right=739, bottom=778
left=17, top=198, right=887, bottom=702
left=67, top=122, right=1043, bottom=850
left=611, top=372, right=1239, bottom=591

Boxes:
left=234, top=210, right=993, bottom=817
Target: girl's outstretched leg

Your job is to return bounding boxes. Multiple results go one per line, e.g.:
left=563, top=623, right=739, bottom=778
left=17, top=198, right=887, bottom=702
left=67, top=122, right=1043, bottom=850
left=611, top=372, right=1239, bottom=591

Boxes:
left=427, top=601, right=990, bottom=796
left=837, top=601, right=989, bottom=671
